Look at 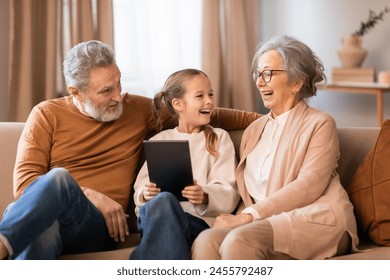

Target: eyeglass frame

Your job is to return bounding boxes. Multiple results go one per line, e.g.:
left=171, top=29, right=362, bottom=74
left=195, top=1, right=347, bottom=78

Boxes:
left=252, top=69, right=286, bottom=83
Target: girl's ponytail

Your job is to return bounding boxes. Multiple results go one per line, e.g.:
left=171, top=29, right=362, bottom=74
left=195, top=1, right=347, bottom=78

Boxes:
left=152, top=91, right=165, bottom=132
left=203, top=125, right=218, bottom=157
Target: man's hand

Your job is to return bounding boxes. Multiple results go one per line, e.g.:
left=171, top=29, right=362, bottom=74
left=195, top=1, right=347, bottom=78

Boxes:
left=212, top=213, right=253, bottom=229
left=83, top=188, right=129, bottom=242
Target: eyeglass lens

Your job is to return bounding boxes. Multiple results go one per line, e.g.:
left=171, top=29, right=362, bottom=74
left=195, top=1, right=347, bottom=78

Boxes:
left=252, top=70, right=272, bottom=83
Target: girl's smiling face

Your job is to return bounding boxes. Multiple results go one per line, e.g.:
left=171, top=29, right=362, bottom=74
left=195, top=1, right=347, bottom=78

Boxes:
left=255, top=50, right=302, bottom=118
left=173, top=74, right=214, bottom=133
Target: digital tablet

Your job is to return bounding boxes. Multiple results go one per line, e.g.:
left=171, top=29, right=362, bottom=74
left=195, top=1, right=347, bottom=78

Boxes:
left=143, top=140, right=194, bottom=200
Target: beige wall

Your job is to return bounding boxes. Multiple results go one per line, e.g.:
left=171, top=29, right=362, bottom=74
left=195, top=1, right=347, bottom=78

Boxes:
left=0, top=0, right=9, bottom=121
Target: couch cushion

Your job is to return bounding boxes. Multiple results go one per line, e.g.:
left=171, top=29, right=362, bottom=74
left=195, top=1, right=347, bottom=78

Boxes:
left=347, top=119, right=390, bottom=246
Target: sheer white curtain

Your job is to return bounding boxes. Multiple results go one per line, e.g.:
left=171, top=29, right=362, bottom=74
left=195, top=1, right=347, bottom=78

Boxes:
left=113, top=0, right=202, bottom=97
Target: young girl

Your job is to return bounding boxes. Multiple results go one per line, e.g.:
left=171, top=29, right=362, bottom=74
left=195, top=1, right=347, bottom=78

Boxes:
left=129, top=69, right=240, bottom=260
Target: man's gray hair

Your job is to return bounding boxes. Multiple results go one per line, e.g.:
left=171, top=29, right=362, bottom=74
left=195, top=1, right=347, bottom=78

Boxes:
left=63, top=40, right=116, bottom=92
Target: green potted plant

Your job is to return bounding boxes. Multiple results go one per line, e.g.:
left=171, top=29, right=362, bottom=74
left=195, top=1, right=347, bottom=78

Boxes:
left=338, top=6, right=390, bottom=68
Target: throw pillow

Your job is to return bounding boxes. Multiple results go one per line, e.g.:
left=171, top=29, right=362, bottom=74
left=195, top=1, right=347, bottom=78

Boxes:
left=347, top=119, right=390, bottom=246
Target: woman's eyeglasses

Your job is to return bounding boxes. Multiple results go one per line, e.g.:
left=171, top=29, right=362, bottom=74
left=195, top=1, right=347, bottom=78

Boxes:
left=252, top=69, right=285, bottom=83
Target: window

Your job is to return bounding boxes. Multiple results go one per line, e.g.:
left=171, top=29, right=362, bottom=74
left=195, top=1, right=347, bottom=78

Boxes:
left=113, top=0, right=202, bottom=97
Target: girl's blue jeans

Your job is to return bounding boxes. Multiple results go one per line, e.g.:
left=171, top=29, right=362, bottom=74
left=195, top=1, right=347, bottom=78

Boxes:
left=129, top=192, right=209, bottom=260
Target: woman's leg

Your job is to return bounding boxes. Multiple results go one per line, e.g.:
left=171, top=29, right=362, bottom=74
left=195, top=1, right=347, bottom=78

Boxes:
left=219, top=220, right=293, bottom=259
left=192, top=220, right=293, bottom=260
left=191, top=227, right=232, bottom=259
left=335, top=231, right=352, bottom=257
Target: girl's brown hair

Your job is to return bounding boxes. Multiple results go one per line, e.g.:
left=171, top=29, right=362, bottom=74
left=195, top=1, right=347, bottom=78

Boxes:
left=153, top=69, right=218, bottom=156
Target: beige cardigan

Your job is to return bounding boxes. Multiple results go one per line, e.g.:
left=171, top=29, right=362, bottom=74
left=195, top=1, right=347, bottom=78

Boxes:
left=236, top=101, right=359, bottom=259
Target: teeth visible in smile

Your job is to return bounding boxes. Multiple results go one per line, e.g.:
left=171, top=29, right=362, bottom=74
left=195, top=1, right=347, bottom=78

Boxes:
left=263, top=91, right=273, bottom=96
left=200, top=109, right=211, bottom=114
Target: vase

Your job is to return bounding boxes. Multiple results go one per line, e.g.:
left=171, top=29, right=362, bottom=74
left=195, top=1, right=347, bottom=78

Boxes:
left=337, top=35, right=367, bottom=68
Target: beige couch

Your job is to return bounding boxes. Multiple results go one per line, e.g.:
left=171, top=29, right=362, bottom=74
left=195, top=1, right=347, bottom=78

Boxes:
left=0, top=122, right=389, bottom=259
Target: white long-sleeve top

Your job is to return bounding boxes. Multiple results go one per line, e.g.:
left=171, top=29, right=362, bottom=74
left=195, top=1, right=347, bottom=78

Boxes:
left=242, top=111, right=290, bottom=220
left=134, top=127, right=240, bottom=226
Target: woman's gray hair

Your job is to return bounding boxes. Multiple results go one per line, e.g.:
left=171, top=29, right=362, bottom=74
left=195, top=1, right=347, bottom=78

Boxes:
left=63, top=40, right=116, bottom=92
left=252, top=35, right=326, bottom=99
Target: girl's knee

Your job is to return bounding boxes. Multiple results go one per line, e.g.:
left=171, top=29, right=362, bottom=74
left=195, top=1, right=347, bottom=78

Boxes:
left=139, top=192, right=181, bottom=221
left=144, top=192, right=178, bottom=211
left=155, top=192, right=177, bottom=203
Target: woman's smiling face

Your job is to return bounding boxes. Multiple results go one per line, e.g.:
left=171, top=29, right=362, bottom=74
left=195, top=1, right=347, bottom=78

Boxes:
left=255, top=50, right=301, bottom=118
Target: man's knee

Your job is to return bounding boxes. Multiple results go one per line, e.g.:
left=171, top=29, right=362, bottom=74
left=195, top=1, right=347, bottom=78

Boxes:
left=33, top=168, right=78, bottom=194
left=22, top=168, right=80, bottom=206
left=45, top=168, right=75, bottom=186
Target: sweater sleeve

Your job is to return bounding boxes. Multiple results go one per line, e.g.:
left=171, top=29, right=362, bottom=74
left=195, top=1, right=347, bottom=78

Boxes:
left=133, top=162, right=149, bottom=208
left=13, top=105, right=53, bottom=198
left=198, top=130, right=240, bottom=216
left=210, top=108, right=261, bottom=131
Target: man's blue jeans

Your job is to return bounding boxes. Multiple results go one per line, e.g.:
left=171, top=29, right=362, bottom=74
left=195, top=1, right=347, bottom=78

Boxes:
left=129, top=192, right=209, bottom=260
left=0, top=168, right=116, bottom=259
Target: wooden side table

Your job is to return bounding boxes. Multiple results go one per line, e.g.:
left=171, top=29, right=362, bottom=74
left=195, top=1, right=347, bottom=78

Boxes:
left=322, top=82, right=390, bottom=126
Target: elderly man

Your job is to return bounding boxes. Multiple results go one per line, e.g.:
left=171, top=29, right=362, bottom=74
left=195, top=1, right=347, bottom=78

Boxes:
left=0, top=40, right=259, bottom=259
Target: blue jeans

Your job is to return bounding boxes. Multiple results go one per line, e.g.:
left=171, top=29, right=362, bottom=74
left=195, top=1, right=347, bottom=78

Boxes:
left=0, top=168, right=116, bottom=259
left=129, top=192, right=209, bottom=260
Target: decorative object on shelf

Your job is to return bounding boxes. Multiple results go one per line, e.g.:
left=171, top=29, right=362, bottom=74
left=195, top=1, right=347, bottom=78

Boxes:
left=378, top=71, right=390, bottom=84
left=337, top=6, right=390, bottom=68
left=337, top=35, right=367, bottom=68
left=332, top=67, right=374, bottom=83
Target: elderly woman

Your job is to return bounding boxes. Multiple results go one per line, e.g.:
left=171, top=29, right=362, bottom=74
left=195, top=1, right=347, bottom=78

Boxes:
left=192, top=35, right=359, bottom=260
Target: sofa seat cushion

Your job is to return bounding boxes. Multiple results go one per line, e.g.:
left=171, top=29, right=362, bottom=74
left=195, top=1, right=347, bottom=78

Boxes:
left=60, top=233, right=140, bottom=260
left=347, top=119, right=390, bottom=246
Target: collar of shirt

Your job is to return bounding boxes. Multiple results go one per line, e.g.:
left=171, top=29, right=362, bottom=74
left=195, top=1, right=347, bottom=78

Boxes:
left=267, top=110, right=291, bottom=126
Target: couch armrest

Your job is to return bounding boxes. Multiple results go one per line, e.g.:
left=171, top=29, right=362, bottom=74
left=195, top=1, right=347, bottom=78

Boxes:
left=0, top=122, right=25, bottom=219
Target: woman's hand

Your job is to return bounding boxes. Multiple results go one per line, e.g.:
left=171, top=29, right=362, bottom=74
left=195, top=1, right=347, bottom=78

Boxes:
left=142, top=182, right=161, bottom=201
left=182, top=180, right=208, bottom=205
left=83, top=188, right=129, bottom=242
left=212, top=213, right=253, bottom=229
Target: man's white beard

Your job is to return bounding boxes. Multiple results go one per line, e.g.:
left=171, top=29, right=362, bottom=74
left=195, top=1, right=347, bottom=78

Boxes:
left=84, top=98, right=123, bottom=122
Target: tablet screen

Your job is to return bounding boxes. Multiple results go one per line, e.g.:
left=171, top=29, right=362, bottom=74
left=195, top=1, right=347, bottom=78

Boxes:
left=143, top=140, right=194, bottom=201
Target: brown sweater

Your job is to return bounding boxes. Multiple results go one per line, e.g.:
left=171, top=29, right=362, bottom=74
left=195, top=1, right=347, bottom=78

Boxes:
left=14, top=94, right=260, bottom=210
